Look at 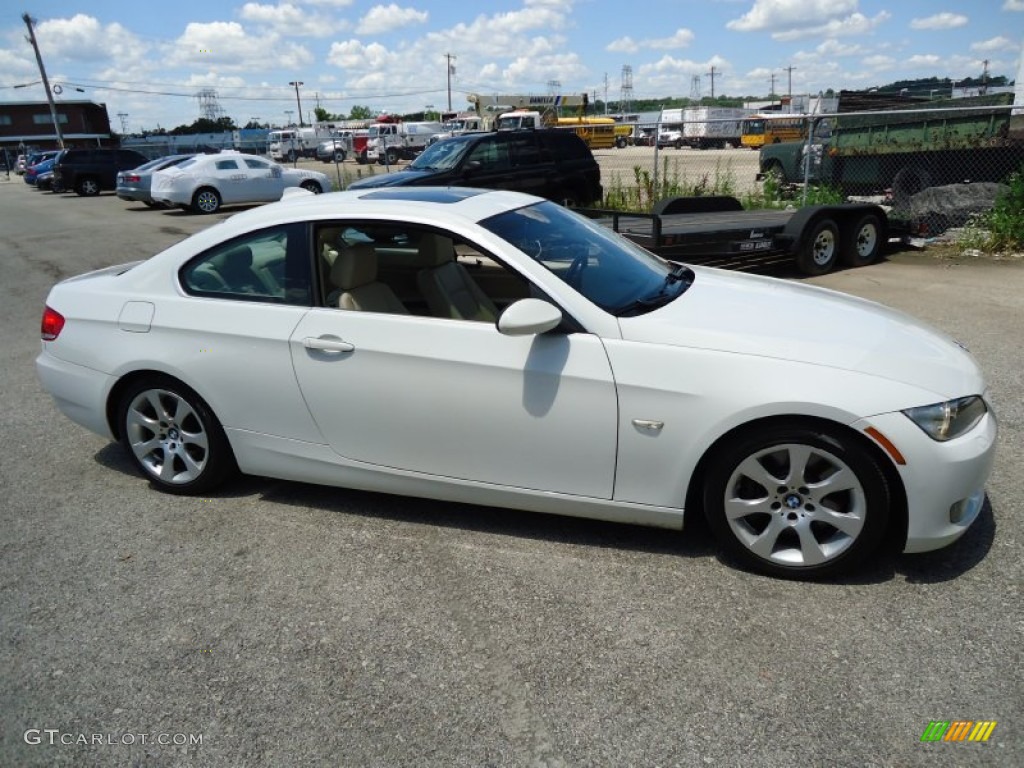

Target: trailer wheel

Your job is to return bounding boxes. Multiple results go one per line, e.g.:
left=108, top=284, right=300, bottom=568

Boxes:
left=615, top=136, right=627, bottom=149
left=841, top=213, right=883, bottom=268
left=796, top=218, right=839, bottom=276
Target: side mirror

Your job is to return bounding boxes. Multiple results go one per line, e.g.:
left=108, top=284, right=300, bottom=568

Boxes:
left=463, top=159, right=482, bottom=174
left=497, top=298, right=562, bottom=336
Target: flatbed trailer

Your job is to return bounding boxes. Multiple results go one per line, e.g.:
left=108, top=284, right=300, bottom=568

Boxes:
left=579, top=196, right=894, bottom=275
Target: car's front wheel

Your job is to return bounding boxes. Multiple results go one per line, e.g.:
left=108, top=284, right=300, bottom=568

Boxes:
left=191, top=187, right=221, bottom=214
left=703, top=422, right=890, bottom=579
left=300, top=180, right=323, bottom=194
left=117, top=376, right=236, bottom=495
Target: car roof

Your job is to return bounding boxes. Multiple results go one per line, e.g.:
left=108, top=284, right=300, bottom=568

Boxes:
left=216, top=186, right=541, bottom=234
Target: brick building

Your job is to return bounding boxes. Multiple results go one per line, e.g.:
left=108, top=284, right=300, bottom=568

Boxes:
left=0, top=100, right=113, bottom=153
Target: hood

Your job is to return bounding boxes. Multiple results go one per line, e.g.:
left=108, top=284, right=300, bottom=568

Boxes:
left=348, top=169, right=441, bottom=189
left=619, top=266, right=984, bottom=400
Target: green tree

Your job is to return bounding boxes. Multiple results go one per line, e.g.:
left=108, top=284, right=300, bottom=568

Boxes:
left=349, top=105, right=375, bottom=120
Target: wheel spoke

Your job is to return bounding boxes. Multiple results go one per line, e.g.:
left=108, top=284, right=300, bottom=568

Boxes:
left=735, top=455, right=783, bottom=491
left=784, top=444, right=814, bottom=486
left=817, top=507, right=864, bottom=537
left=171, top=396, right=194, bottom=424
left=178, top=448, right=204, bottom=478
left=131, top=436, right=161, bottom=456
left=158, top=452, right=179, bottom=481
left=795, top=525, right=829, bottom=566
left=809, top=466, right=859, bottom=495
left=724, top=496, right=774, bottom=520
left=126, top=407, right=159, bottom=434
left=747, top=516, right=788, bottom=559
left=182, top=428, right=208, bottom=453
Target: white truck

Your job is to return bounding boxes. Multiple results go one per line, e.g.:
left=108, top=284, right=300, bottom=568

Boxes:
left=657, top=109, right=685, bottom=148
left=268, top=126, right=332, bottom=162
left=429, top=115, right=488, bottom=145
left=682, top=107, right=750, bottom=149
left=364, top=121, right=444, bottom=165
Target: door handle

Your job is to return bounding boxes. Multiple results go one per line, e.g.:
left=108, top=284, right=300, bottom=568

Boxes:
left=303, top=336, right=354, bottom=353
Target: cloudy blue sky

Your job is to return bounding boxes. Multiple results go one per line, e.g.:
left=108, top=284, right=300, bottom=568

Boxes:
left=1, top=0, right=1021, bottom=131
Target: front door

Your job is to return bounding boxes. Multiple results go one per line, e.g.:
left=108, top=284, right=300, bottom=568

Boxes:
left=289, top=310, right=618, bottom=498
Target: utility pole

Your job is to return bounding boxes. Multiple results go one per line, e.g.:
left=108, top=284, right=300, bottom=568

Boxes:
left=117, top=112, right=129, bottom=134
left=784, top=65, right=796, bottom=107
left=289, top=80, right=304, bottom=126
left=603, top=72, right=609, bottom=114
left=445, top=53, right=457, bottom=112
left=769, top=72, right=776, bottom=106
left=21, top=13, right=64, bottom=148
left=706, top=65, right=718, bottom=100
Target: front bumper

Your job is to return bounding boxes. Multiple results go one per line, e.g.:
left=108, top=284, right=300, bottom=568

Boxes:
left=856, top=405, right=998, bottom=553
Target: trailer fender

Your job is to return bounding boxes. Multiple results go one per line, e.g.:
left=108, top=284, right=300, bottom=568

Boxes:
left=652, top=196, right=744, bottom=216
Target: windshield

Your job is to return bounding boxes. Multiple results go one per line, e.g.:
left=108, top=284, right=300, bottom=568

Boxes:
left=480, top=201, right=692, bottom=316
left=409, top=137, right=472, bottom=171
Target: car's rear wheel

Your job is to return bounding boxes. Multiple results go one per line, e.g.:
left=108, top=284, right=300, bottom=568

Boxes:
left=76, top=177, right=100, bottom=196
left=191, top=187, right=221, bottom=214
left=334, top=149, right=346, bottom=163
left=117, top=375, right=236, bottom=495
left=300, top=180, right=323, bottom=194
left=703, top=422, right=890, bottom=579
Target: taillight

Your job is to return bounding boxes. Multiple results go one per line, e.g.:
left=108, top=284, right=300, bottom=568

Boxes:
left=41, top=306, right=65, bottom=341
left=122, top=174, right=141, bottom=183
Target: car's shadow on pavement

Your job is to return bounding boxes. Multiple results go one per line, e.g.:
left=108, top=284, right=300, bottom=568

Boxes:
left=94, top=443, right=996, bottom=583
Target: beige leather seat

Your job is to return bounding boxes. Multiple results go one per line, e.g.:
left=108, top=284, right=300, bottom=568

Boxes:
left=416, top=233, right=498, bottom=321
left=208, top=246, right=275, bottom=295
left=330, top=243, right=408, bottom=314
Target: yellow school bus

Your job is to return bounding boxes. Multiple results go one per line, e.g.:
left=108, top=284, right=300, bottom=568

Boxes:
left=740, top=114, right=809, bottom=149
left=555, top=117, right=617, bottom=149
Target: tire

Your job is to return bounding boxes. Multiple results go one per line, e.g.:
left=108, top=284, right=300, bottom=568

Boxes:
left=117, top=375, right=236, bottom=495
left=761, top=162, right=785, bottom=186
left=286, top=150, right=297, bottom=163
left=76, top=177, right=100, bottom=196
left=796, top=218, right=839, bottom=276
left=615, top=136, right=627, bottom=149
left=841, top=213, right=883, bottom=268
left=703, top=422, right=890, bottom=579
left=300, top=180, right=323, bottom=194
left=892, top=167, right=932, bottom=207
left=385, top=148, right=401, bottom=165
left=333, top=149, right=346, bottom=163
left=191, top=187, right=221, bottom=214
left=674, top=139, right=682, bottom=150
left=142, top=200, right=159, bottom=209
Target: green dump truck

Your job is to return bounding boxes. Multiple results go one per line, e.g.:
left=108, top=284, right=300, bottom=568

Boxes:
left=757, top=93, right=1024, bottom=200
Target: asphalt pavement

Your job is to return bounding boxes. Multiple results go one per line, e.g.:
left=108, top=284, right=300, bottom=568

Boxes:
left=0, top=179, right=1021, bottom=767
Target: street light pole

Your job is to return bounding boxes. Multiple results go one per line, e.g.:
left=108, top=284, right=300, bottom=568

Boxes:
left=21, top=13, right=65, bottom=148
left=289, top=81, right=305, bottom=127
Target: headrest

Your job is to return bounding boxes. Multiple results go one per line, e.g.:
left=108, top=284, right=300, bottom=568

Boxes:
left=211, top=245, right=253, bottom=274
left=417, top=232, right=455, bottom=268
left=331, top=243, right=377, bottom=290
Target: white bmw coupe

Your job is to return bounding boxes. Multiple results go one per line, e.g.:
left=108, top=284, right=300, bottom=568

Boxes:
left=36, top=187, right=996, bottom=578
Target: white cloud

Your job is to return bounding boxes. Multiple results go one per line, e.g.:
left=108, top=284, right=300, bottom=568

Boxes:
left=606, top=36, right=638, bottom=54
left=861, top=54, right=896, bottom=69
left=772, top=12, right=890, bottom=42
left=727, top=0, right=858, bottom=33
left=239, top=2, right=346, bottom=37
left=169, top=21, right=314, bottom=72
left=971, top=36, right=1017, bottom=52
left=910, top=13, right=968, bottom=31
left=906, top=54, right=942, bottom=67
left=35, top=14, right=145, bottom=64
left=326, top=39, right=398, bottom=71
left=1002, top=0, right=1024, bottom=10
left=355, top=5, right=429, bottom=35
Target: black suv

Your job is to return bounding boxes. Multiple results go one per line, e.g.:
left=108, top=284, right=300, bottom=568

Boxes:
left=347, top=129, right=602, bottom=206
left=53, top=148, right=149, bottom=196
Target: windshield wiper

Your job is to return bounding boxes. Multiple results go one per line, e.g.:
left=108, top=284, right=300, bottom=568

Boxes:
left=612, top=291, right=677, bottom=317
left=664, top=263, right=693, bottom=285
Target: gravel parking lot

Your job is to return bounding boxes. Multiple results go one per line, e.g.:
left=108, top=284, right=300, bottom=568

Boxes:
left=1, top=178, right=1021, bottom=767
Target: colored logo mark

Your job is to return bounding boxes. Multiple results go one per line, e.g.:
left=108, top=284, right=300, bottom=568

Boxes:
left=920, top=720, right=997, bottom=742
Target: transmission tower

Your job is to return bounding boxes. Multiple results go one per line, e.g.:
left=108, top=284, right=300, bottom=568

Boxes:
left=195, top=88, right=225, bottom=121
left=620, top=65, right=634, bottom=115
left=690, top=75, right=701, bottom=100
left=547, top=79, right=561, bottom=95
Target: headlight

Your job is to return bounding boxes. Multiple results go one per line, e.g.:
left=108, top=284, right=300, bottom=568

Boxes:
left=902, top=396, right=987, bottom=441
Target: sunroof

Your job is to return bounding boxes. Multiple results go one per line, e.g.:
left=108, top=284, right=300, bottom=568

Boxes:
left=357, top=187, right=487, bottom=204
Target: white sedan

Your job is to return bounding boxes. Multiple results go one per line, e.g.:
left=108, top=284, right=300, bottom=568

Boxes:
left=35, top=187, right=996, bottom=578
left=151, top=151, right=330, bottom=213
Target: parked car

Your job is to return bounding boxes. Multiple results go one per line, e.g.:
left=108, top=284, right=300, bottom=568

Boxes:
left=23, top=155, right=58, bottom=185
left=348, top=129, right=603, bottom=206
left=18, top=150, right=59, bottom=176
left=117, top=154, right=196, bottom=208
left=35, top=187, right=996, bottom=579
left=14, top=154, right=29, bottom=174
left=35, top=169, right=60, bottom=192
left=53, top=148, right=149, bottom=196
left=151, top=151, right=330, bottom=214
